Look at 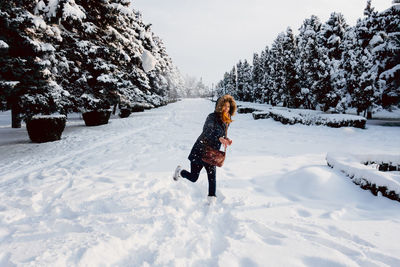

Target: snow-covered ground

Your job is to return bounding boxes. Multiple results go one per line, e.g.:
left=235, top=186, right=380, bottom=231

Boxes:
left=1, top=98, right=400, bottom=266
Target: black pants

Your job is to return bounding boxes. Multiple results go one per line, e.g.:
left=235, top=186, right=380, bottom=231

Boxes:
left=181, top=161, right=216, bottom=197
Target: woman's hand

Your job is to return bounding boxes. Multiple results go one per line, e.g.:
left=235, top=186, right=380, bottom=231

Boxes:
left=219, top=137, right=232, bottom=147
left=226, top=138, right=233, bottom=146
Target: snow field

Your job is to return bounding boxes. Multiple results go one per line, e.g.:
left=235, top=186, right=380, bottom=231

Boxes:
left=0, top=99, right=400, bottom=266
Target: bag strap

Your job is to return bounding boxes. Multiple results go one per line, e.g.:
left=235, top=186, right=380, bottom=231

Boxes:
left=223, top=121, right=229, bottom=153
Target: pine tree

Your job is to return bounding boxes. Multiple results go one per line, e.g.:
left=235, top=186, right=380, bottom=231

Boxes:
left=0, top=1, right=72, bottom=126
left=269, top=33, right=286, bottom=106
left=321, top=12, right=348, bottom=60
left=252, top=52, right=264, bottom=102
left=296, top=15, right=322, bottom=109
left=371, top=4, right=400, bottom=108
left=236, top=61, right=244, bottom=100
left=269, top=29, right=299, bottom=107
left=228, top=66, right=237, bottom=98
left=314, top=14, right=349, bottom=111
left=341, top=12, right=377, bottom=116
left=261, top=46, right=274, bottom=104
left=241, top=60, right=253, bottom=101
left=0, top=0, right=184, bottom=123
left=282, top=28, right=300, bottom=108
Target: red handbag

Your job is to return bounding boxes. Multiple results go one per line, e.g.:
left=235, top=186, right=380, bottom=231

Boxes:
left=202, top=145, right=226, bottom=167
left=201, top=122, right=228, bottom=167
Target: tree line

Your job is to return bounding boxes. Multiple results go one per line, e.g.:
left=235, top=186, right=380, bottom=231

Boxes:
left=215, top=1, right=400, bottom=117
left=0, top=0, right=186, bottom=127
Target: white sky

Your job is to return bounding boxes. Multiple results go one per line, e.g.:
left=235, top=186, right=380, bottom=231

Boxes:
left=132, top=0, right=392, bottom=86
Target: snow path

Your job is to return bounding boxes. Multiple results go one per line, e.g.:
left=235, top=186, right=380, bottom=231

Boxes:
left=0, top=99, right=400, bottom=266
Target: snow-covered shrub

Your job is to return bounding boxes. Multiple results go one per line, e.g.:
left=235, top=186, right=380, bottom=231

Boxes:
left=237, top=107, right=262, bottom=114
left=26, top=115, right=66, bottom=143
left=119, top=108, right=131, bottom=118
left=253, top=108, right=366, bottom=128
left=82, top=110, right=112, bottom=126
left=326, top=153, right=400, bottom=202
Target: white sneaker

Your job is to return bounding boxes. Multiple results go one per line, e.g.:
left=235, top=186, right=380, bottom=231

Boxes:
left=207, top=196, right=217, bottom=205
left=173, top=165, right=182, bottom=181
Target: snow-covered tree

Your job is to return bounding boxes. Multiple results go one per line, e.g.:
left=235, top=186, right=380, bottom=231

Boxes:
left=261, top=46, right=274, bottom=104
left=252, top=52, right=264, bottom=102
left=215, top=1, right=399, bottom=112
left=184, top=75, right=210, bottom=98
left=0, top=0, right=184, bottom=123
left=268, top=34, right=286, bottom=106
left=281, top=28, right=300, bottom=108
left=215, top=65, right=237, bottom=98
left=371, top=4, right=400, bottom=108
left=320, top=12, right=348, bottom=61
left=340, top=5, right=378, bottom=116
left=236, top=60, right=253, bottom=101
left=0, top=2, right=72, bottom=126
left=296, top=15, right=322, bottom=109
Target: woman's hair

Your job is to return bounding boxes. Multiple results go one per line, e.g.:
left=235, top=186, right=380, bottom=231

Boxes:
left=215, top=94, right=237, bottom=116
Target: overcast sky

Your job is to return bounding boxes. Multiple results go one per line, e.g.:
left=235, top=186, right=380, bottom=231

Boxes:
left=133, top=0, right=392, bottom=86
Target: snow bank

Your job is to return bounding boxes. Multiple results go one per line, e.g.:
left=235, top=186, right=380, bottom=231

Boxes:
left=253, top=108, right=366, bottom=128
left=326, top=153, right=400, bottom=202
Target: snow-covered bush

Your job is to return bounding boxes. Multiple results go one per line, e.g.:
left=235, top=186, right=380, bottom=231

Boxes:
left=82, top=110, right=112, bottom=126
left=26, top=115, right=66, bottom=143
left=253, top=108, right=366, bottom=128
left=326, top=153, right=400, bottom=202
left=237, top=107, right=262, bottom=114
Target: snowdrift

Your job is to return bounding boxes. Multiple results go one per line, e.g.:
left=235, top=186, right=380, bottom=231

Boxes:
left=326, top=153, right=400, bottom=202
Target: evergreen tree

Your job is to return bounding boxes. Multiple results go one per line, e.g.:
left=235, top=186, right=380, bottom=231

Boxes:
left=216, top=1, right=399, bottom=112
left=239, top=60, right=253, bottom=101
left=317, top=12, right=349, bottom=112
left=0, top=1, right=72, bottom=126
left=296, top=15, right=322, bottom=109
left=282, top=28, right=300, bottom=108
left=252, top=52, right=264, bottom=102
left=269, top=33, right=286, bottom=106
left=352, top=48, right=376, bottom=116
left=261, top=46, right=274, bottom=104
left=269, top=29, right=299, bottom=107
left=228, top=66, right=237, bottom=98
left=236, top=61, right=244, bottom=100
left=341, top=14, right=377, bottom=116
left=320, top=12, right=348, bottom=60
left=0, top=0, right=184, bottom=124
left=371, top=4, right=400, bottom=108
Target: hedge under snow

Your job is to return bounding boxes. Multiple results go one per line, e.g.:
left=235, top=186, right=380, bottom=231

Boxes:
left=326, top=153, right=400, bottom=202
left=253, top=108, right=367, bottom=128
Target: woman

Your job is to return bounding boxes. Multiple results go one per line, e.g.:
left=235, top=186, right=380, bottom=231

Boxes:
left=173, top=95, right=237, bottom=204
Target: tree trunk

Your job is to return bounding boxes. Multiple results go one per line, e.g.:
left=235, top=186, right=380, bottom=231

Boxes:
left=367, top=106, right=372, bottom=119
left=11, top=104, right=21, bottom=128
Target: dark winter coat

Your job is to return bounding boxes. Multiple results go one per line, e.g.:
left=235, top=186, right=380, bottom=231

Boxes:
left=188, top=112, right=228, bottom=165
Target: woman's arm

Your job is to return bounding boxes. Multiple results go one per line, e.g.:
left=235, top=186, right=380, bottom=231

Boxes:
left=202, top=114, right=217, bottom=142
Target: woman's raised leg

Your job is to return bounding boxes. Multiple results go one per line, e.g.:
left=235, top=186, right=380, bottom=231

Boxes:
left=181, top=161, right=203, bottom=182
